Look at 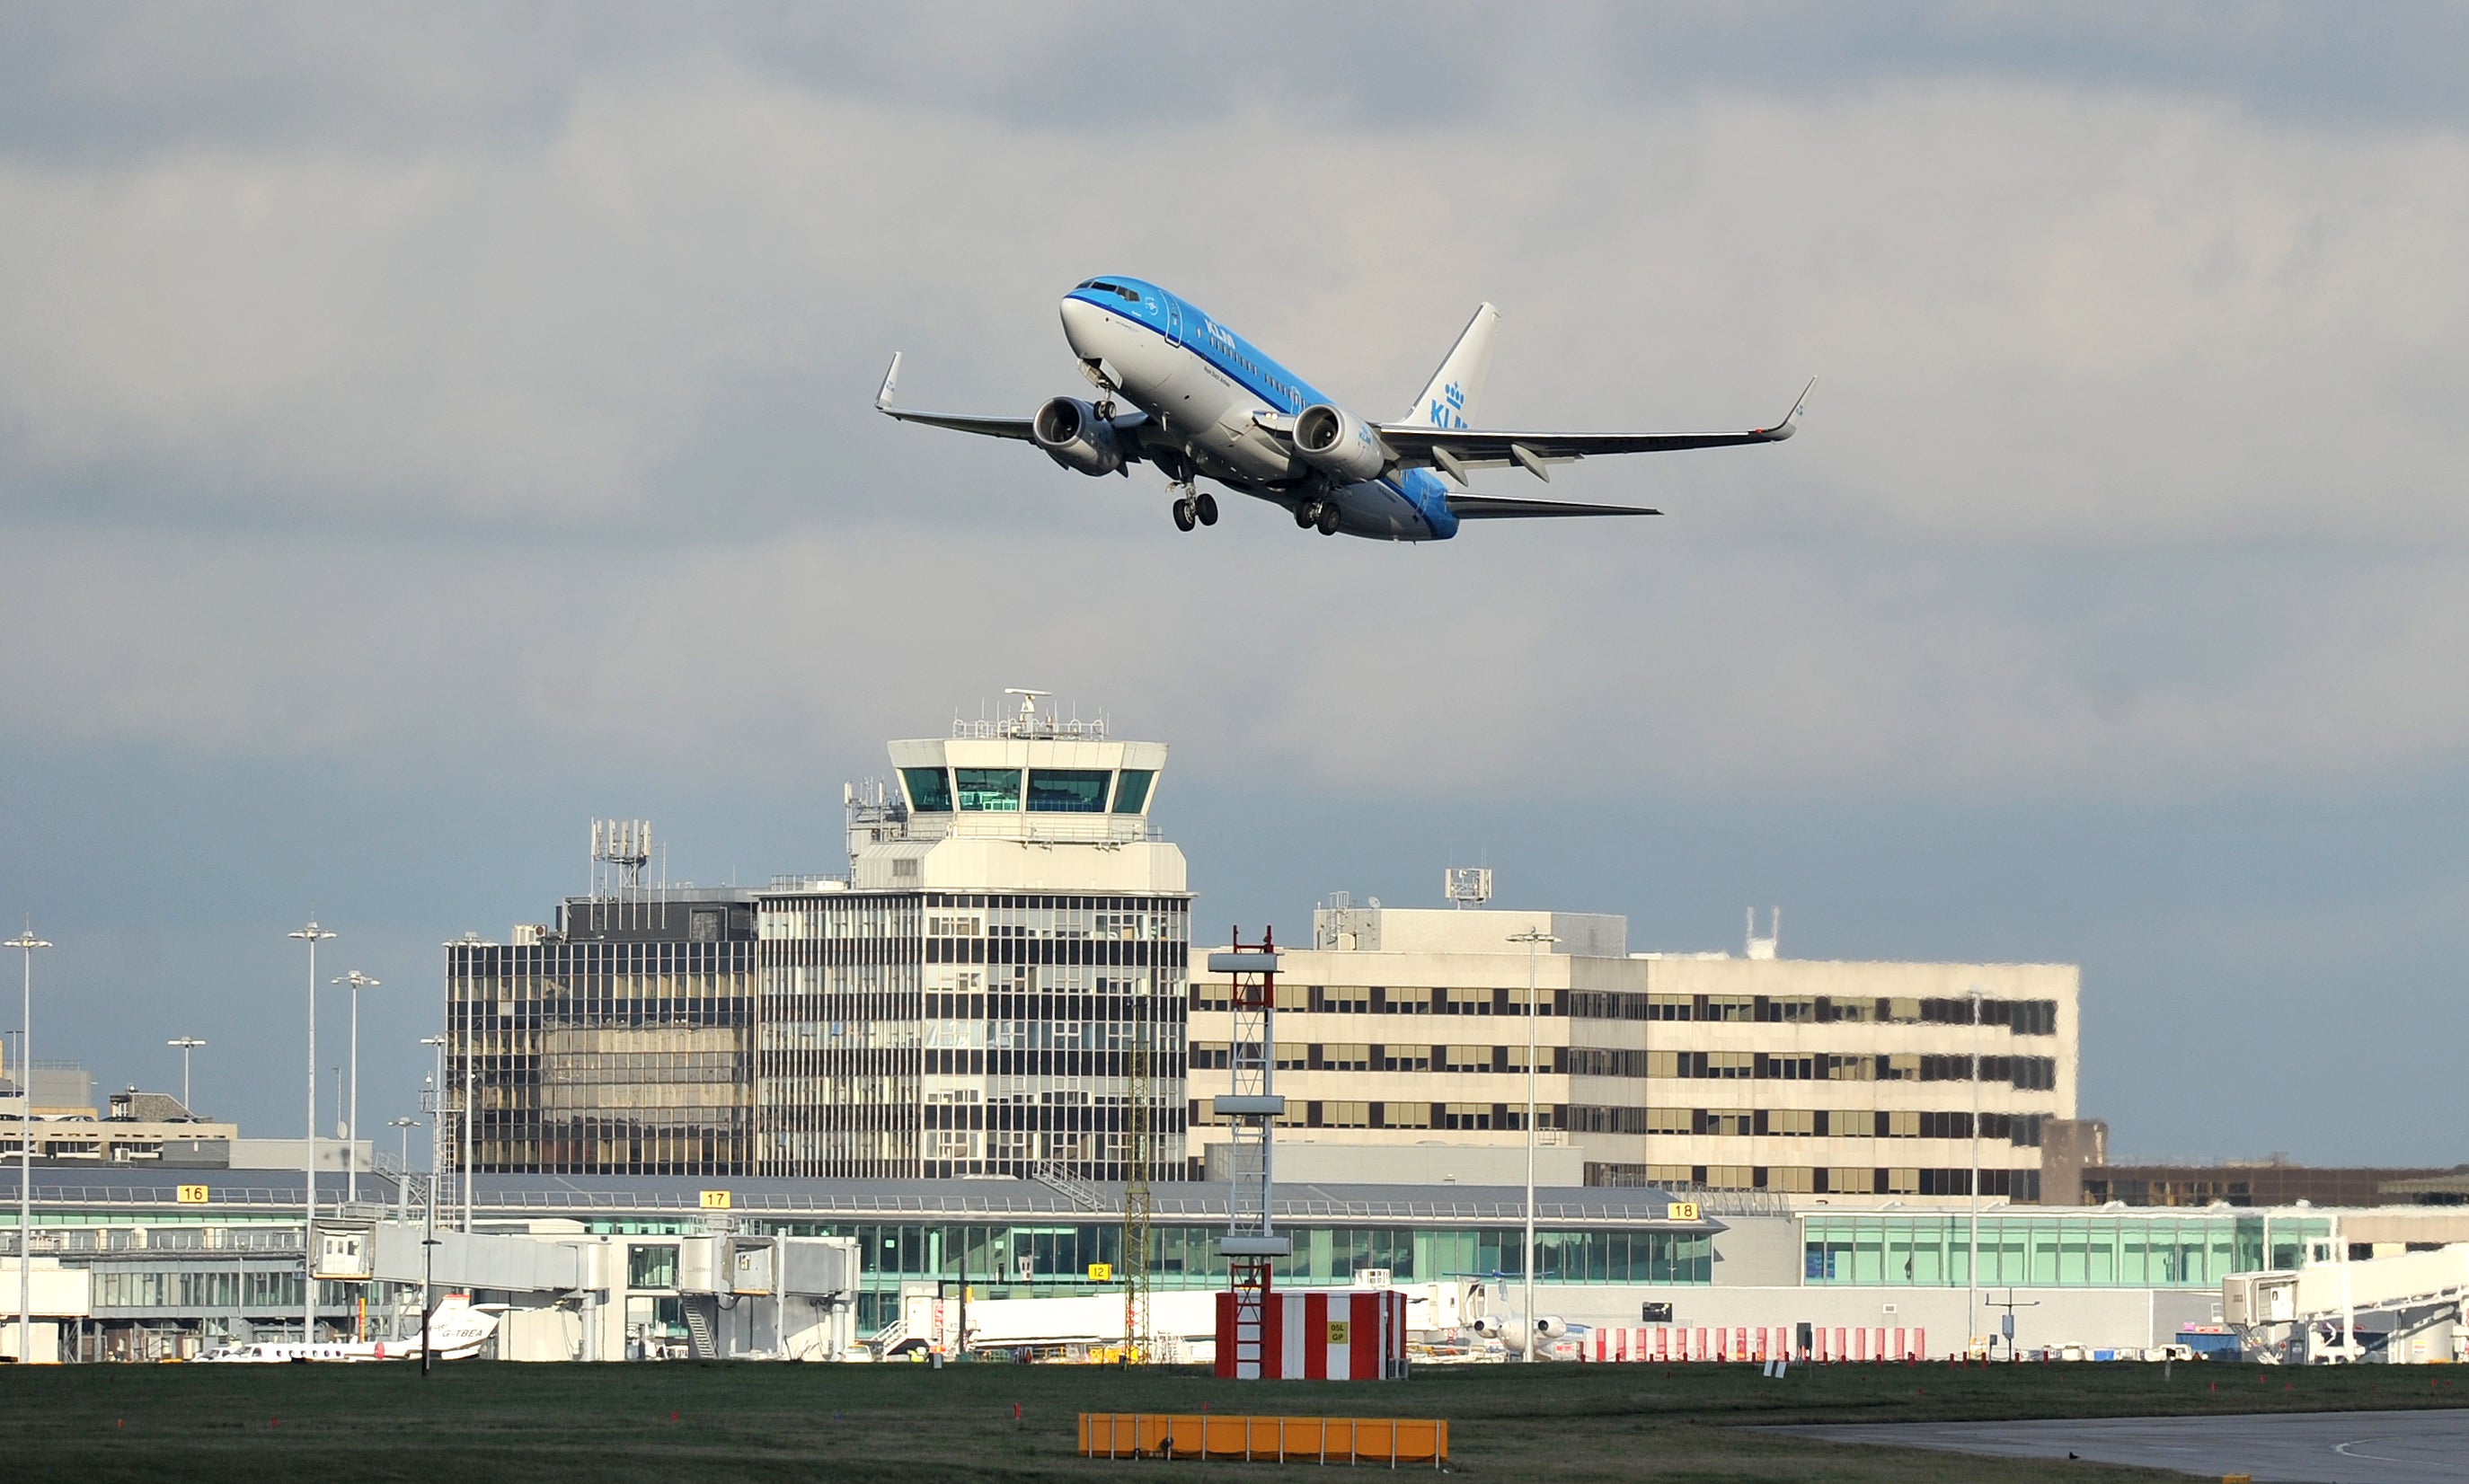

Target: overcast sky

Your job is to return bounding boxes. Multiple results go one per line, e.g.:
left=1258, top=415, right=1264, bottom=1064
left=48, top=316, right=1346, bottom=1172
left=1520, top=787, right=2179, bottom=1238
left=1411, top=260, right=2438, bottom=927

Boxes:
left=4, top=3, right=2466, bottom=1168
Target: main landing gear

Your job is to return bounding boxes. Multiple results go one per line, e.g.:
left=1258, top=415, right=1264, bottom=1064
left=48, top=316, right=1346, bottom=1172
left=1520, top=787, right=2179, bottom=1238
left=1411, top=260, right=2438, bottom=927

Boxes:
left=1295, top=499, right=1341, bottom=535
left=1171, top=486, right=1217, bottom=532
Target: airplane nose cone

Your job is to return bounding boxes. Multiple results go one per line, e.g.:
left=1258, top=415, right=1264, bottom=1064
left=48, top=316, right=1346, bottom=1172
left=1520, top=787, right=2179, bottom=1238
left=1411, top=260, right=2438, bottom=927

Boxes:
left=1058, top=296, right=1105, bottom=358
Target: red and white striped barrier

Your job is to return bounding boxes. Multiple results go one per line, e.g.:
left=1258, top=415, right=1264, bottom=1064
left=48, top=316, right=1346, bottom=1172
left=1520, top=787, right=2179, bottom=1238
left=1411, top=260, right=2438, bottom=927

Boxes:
left=1215, top=1289, right=1409, bottom=1380
left=1586, top=1324, right=1925, bottom=1363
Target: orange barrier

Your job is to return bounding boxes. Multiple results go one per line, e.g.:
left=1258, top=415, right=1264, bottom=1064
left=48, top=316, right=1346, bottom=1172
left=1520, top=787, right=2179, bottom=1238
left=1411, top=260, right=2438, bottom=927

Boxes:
left=1078, top=1413, right=1448, bottom=1466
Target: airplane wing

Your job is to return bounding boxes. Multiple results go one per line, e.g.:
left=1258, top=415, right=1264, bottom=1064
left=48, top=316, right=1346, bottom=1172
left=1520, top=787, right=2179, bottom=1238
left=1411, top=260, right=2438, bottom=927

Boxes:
left=1444, top=494, right=1659, bottom=519
left=1379, top=379, right=1812, bottom=482
left=873, top=353, right=1035, bottom=440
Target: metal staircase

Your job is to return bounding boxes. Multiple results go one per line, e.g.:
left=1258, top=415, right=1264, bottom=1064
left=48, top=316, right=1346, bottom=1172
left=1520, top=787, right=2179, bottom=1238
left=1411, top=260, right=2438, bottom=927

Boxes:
left=682, top=1297, right=718, bottom=1359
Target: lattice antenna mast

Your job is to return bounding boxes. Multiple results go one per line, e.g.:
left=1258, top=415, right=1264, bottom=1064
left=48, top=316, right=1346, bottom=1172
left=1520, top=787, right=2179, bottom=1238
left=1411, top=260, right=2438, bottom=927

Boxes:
left=589, top=819, right=653, bottom=932
left=1121, top=994, right=1155, bottom=1362
left=1211, top=928, right=1290, bottom=1379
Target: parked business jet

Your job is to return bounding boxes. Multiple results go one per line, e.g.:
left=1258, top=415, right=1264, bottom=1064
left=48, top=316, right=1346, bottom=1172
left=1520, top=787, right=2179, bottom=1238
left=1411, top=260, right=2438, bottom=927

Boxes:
left=193, top=1295, right=499, bottom=1363
left=877, top=278, right=1808, bottom=541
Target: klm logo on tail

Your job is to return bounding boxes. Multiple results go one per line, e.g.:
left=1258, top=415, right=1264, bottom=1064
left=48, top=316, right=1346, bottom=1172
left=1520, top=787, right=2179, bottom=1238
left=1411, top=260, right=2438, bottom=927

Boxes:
left=1429, top=382, right=1467, bottom=429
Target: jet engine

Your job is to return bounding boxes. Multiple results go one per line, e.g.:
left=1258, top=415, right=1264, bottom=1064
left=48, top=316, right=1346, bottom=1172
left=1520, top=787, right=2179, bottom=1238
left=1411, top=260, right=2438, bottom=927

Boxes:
left=1293, top=402, right=1388, bottom=482
left=1033, top=396, right=1125, bottom=476
left=1531, top=1315, right=1570, bottom=1341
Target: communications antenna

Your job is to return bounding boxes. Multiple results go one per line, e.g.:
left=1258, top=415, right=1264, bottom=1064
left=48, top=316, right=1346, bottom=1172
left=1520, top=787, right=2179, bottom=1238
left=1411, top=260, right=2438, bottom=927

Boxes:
left=589, top=819, right=653, bottom=931
left=1121, top=999, right=1155, bottom=1362
left=1210, top=928, right=1290, bottom=1379
left=1444, top=866, right=1494, bottom=909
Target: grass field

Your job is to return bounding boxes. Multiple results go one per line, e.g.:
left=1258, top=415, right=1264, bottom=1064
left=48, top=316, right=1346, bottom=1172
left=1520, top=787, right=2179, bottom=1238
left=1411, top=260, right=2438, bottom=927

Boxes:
left=4, top=1357, right=2465, bottom=1482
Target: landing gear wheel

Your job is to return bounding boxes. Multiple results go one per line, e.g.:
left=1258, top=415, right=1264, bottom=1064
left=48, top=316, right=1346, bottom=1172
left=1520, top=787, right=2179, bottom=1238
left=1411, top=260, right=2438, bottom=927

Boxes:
left=1315, top=503, right=1342, bottom=535
left=1172, top=496, right=1197, bottom=532
left=1294, top=501, right=1319, bottom=530
left=1194, top=491, right=1218, bottom=526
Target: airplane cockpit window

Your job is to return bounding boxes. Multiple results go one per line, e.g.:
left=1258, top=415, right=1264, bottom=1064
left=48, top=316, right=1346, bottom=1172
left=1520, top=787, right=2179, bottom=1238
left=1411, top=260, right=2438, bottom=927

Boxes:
left=1085, top=280, right=1123, bottom=294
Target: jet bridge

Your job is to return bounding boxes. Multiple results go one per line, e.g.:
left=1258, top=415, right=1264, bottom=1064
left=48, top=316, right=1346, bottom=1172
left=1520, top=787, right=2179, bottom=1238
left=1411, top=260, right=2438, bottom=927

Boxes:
left=2224, top=1242, right=2469, bottom=1364
left=354, top=1221, right=859, bottom=1361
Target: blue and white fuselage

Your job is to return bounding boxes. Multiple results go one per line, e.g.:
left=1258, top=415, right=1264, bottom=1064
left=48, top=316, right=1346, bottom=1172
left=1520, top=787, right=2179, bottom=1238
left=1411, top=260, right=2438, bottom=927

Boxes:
left=1056, top=278, right=1456, bottom=541
left=877, top=278, right=1810, bottom=543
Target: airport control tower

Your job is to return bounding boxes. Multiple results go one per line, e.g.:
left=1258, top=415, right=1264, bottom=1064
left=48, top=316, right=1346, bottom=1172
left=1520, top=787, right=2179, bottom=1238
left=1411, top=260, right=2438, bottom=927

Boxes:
left=754, top=692, right=1193, bottom=1179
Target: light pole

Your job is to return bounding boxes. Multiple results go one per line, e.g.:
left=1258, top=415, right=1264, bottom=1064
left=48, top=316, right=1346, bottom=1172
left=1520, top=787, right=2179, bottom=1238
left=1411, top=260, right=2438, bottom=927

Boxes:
left=289, top=919, right=334, bottom=1343
left=1967, top=986, right=1983, bottom=1356
left=332, top=972, right=378, bottom=1204
left=1508, top=925, right=1558, bottom=1363
left=8, top=928, right=51, bottom=1366
left=166, top=1037, right=206, bottom=1113
left=420, top=1037, right=447, bottom=1178
left=388, top=1117, right=420, bottom=1223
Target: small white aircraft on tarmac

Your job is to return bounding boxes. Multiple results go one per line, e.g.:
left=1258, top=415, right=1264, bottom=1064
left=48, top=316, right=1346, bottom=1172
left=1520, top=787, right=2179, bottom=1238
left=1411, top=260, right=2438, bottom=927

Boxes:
left=879, top=277, right=1808, bottom=542
left=194, top=1295, right=499, bottom=1363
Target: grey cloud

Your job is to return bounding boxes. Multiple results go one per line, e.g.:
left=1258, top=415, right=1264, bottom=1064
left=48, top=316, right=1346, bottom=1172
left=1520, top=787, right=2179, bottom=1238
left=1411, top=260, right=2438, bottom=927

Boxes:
left=12, top=4, right=2469, bottom=163
left=5, top=66, right=2468, bottom=553
left=6, top=521, right=2467, bottom=800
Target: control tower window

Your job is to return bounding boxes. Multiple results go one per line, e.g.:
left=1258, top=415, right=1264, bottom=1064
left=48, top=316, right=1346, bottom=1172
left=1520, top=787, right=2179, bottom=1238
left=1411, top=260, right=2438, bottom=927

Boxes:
left=1026, top=769, right=1111, bottom=813
left=1112, top=769, right=1155, bottom=814
left=901, top=766, right=952, bottom=813
left=953, top=767, right=1022, bottom=812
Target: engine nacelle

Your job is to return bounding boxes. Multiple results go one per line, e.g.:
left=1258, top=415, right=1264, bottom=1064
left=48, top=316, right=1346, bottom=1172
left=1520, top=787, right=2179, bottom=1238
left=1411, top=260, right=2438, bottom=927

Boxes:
left=1531, top=1315, right=1570, bottom=1341
left=1293, top=402, right=1388, bottom=482
left=1032, top=396, right=1124, bottom=476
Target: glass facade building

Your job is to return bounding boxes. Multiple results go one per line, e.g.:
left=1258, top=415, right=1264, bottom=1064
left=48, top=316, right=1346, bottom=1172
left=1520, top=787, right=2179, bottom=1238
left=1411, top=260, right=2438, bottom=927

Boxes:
left=445, top=701, right=1193, bottom=1183
left=1801, top=1212, right=2334, bottom=1288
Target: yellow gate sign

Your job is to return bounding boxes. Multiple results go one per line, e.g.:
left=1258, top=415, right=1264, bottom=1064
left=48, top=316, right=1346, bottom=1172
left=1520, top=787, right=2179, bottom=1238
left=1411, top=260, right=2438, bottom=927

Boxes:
left=175, top=1184, right=210, bottom=1205
left=1668, top=1201, right=1701, bottom=1222
left=1086, top=1262, right=1113, bottom=1282
left=1327, top=1321, right=1350, bottom=1344
left=698, top=1189, right=732, bottom=1209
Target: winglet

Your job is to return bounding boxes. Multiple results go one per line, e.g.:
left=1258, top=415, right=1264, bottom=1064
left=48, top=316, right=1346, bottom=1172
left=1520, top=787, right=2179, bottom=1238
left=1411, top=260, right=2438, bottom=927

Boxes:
left=875, top=352, right=902, bottom=412
left=1760, top=377, right=1815, bottom=439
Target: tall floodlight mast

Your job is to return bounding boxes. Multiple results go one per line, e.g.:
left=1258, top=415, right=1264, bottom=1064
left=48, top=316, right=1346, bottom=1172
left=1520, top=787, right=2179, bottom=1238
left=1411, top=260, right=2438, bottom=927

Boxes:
left=288, top=919, right=335, bottom=1344
left=8, top=928, right=51, bottom=1366
left=1211, top=928, right=1289, bottom=1379
left=1121, top=997, right=1154, bottom=1362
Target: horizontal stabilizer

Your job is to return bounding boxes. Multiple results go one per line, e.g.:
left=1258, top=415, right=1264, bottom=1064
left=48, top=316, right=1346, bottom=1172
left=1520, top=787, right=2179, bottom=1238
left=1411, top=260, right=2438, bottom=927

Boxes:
left=1445, top=494, right=1659, bottom=519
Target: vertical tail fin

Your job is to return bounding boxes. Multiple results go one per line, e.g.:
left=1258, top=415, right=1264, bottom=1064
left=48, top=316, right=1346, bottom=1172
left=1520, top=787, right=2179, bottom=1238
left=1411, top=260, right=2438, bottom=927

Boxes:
left=1403, top=303, right=1500, bottom=433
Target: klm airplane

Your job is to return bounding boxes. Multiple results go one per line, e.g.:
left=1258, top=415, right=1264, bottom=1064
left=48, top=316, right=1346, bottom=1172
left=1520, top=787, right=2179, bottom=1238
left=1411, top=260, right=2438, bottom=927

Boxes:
left=876, top=277, right=1810, bottom=542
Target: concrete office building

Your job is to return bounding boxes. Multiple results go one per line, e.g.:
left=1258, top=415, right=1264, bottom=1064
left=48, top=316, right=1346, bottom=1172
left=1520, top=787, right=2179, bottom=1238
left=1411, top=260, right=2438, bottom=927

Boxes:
left=446, top=694, right=1190, bottom=1183
left=1187, top=898, right=2077, bottom=1202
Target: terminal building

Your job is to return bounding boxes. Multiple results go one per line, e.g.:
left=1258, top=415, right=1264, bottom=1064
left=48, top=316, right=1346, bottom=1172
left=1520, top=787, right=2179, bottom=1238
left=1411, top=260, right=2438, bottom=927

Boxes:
left=445, top=694, right=1190, bottom=1183
left=1188, top=896, right=2075, bottom=1203
left=22, top=698, right=2458, bottom=1366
